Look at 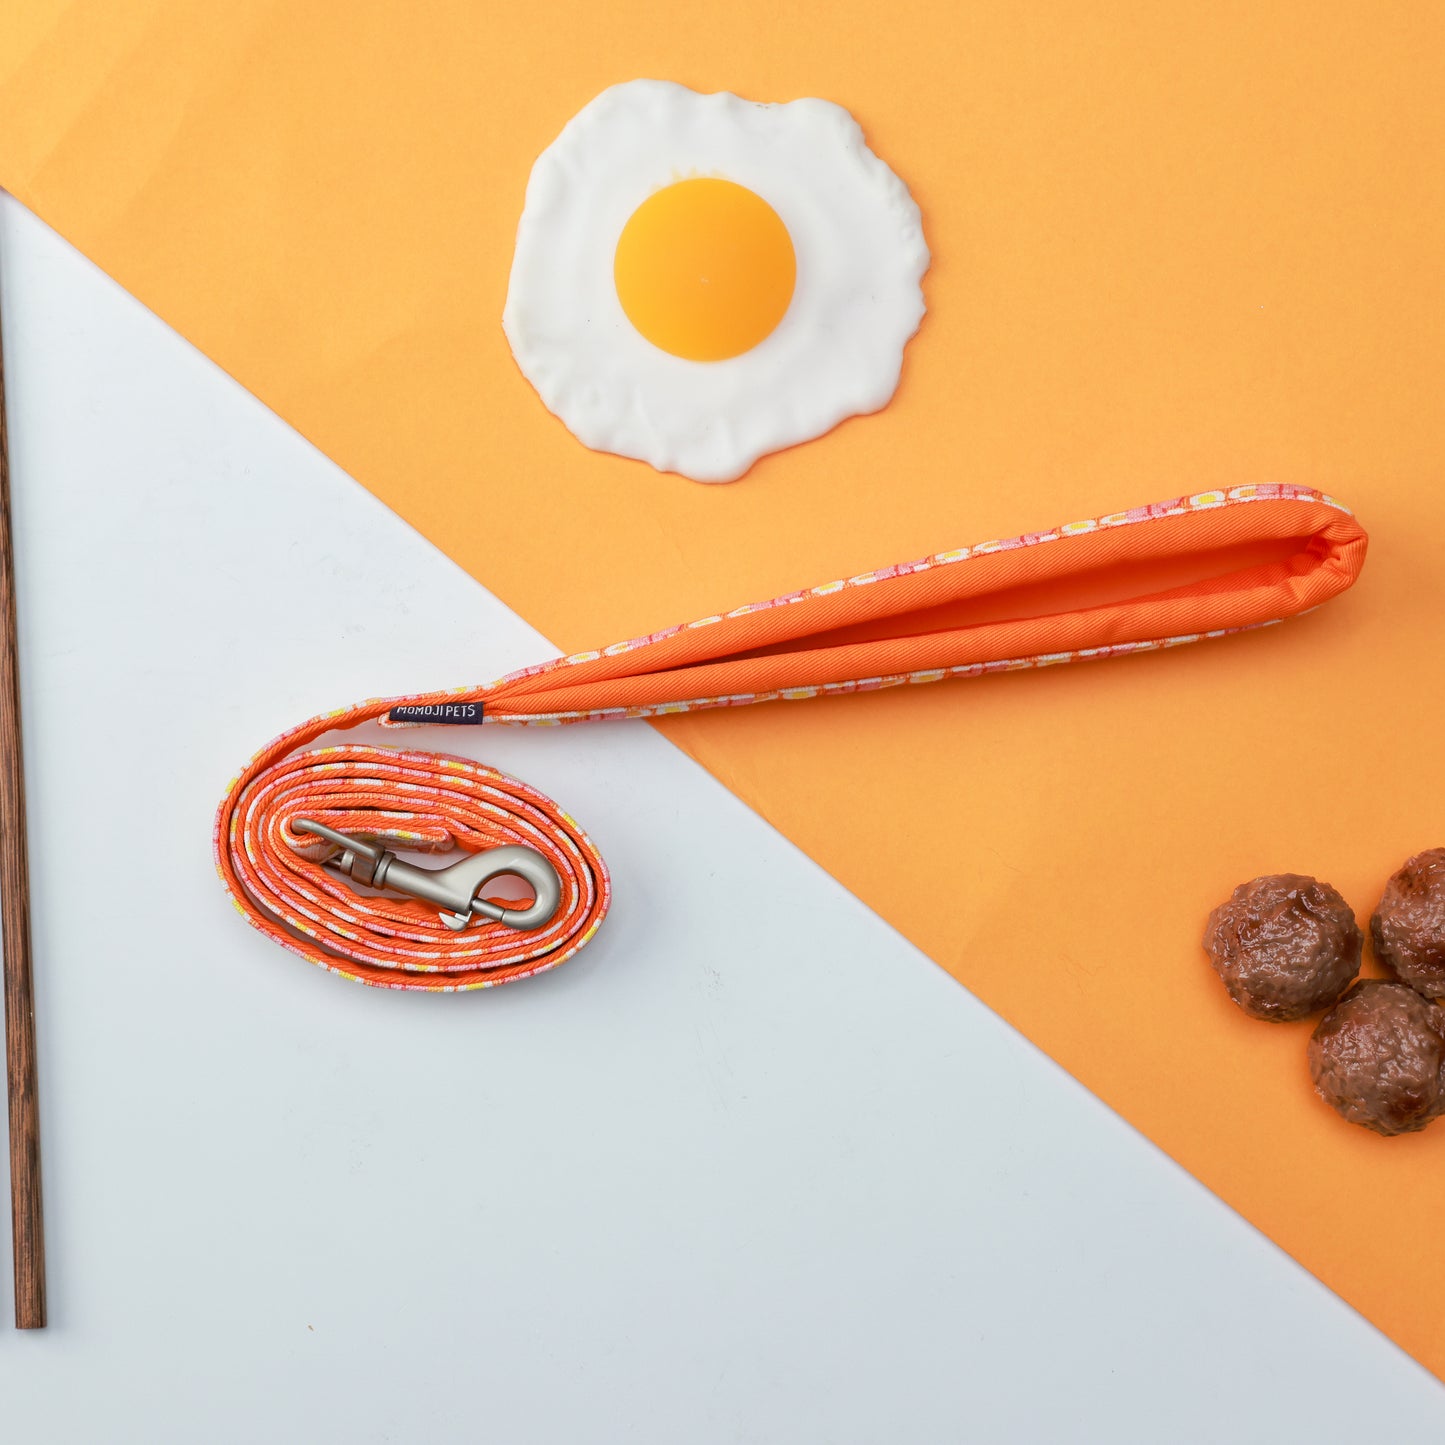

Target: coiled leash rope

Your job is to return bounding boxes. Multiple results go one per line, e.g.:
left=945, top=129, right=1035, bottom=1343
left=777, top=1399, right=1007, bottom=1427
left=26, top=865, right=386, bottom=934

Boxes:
left=215, top=485, right=1366, bottom=991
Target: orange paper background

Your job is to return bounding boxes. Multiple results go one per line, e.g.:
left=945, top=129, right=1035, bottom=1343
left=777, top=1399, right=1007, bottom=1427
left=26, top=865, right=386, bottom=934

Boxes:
left=4, top=0, right=1444, bottom=1377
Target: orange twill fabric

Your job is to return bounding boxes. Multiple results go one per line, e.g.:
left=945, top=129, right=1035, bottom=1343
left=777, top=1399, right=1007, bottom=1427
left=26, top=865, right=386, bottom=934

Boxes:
left=215, top=484, right=1365, bottom=990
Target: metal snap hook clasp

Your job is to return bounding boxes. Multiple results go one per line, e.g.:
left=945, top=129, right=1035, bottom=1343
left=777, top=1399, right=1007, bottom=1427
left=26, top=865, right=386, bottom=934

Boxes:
left=291, top=819, right=562, bottom=932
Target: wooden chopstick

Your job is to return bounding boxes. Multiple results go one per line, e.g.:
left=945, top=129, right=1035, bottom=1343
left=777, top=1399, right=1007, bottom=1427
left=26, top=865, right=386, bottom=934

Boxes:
left=0, top=210, right=47, bottom=1330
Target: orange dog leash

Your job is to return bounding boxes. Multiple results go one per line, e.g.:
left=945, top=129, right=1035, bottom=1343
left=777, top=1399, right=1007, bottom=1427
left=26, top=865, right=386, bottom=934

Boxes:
left=215, top=485, right=1367, bottom=991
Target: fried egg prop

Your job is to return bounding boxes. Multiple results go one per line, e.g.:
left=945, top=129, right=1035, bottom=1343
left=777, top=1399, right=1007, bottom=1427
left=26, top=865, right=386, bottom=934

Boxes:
left=502, top=81, right=929, bottom=483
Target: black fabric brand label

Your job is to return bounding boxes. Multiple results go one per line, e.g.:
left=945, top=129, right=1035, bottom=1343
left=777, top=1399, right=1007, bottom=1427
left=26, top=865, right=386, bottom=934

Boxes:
left=387, top=703, right=485, bottom=724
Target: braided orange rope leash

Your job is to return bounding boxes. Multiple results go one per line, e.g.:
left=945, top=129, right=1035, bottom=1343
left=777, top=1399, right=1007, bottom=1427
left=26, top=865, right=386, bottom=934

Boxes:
left=215, top=485, right=1367, bottom=991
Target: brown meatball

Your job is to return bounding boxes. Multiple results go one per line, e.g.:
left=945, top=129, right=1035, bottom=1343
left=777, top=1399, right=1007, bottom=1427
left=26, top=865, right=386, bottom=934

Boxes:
left=1202, top=873, right=1362, bottom=1021
left=1371, top=848, right=1445, bottom=999
left=1309, top=981, right=1445, bottom=1135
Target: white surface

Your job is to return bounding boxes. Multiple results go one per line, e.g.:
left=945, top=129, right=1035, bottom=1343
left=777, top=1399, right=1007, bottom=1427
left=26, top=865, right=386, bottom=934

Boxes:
left=503, top=80, right=927, bottom=482
left=0, top=194, right=1441, bottom=1443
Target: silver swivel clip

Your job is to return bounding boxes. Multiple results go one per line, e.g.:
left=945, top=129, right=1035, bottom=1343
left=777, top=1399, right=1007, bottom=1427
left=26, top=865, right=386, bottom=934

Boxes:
left=290, top=818, right=562, bottom=932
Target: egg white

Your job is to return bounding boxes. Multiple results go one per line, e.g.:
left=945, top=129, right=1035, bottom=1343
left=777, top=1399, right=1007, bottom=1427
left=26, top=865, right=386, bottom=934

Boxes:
left=503, top=80, right=929, bottom=483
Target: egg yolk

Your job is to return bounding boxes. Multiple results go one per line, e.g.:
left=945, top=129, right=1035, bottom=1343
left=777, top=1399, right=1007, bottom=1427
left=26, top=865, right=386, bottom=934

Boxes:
left=613, top=178, right=796, bottom=362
